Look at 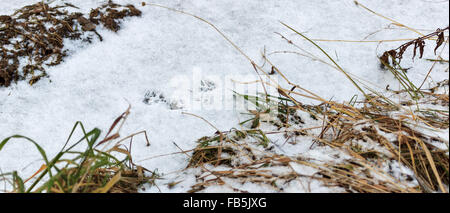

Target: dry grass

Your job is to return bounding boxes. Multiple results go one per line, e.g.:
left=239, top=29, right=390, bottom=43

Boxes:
left=181, top=78, right=448, bottom=193
left=0, top=106, right=157, bottom=193
left=140, top=2, right=449, bottom=193
left=0, top=1, right=141, bottom=87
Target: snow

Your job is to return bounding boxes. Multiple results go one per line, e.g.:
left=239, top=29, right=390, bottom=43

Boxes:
left=0, top=0, right=449, bottom=192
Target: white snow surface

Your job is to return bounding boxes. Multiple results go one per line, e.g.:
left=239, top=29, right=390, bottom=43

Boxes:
left=0, top=0, right=449, bottom=192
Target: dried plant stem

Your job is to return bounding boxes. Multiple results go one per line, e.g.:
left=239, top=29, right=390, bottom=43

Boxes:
left=353, top=1, right=425, bottom=36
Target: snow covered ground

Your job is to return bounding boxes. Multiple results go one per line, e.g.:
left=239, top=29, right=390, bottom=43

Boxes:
left=0, top=0, right=448, bottom=192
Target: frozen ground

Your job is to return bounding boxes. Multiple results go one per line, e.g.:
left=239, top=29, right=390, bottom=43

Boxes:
left=0, top=0, right=449, bottom=192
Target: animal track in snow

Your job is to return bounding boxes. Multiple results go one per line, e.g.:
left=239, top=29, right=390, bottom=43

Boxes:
left=143, top=90, right=183, bottom=110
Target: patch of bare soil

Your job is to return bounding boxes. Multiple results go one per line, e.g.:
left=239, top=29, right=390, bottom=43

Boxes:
left=0, top=1, right=141, bottom=87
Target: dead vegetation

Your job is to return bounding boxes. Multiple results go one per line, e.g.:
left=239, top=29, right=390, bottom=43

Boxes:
left=139, top=3, right=449, bottom=193
left=0, top=2, right=448, bottom=193
left=89, top=1, right=141, bottom=32
left=380, top=26, right=449, bottom=68
left=0, top=1, right=141, bottom=87
left=184, top=84, right=449, bottom=193
left=0, top=106, right=157, bottom=193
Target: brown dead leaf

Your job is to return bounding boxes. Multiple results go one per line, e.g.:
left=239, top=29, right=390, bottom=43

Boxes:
left=434, top=32, right=444, bottom=55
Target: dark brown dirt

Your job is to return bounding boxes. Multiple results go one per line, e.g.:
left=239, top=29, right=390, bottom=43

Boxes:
left=0, top=1, right=141, bottom=87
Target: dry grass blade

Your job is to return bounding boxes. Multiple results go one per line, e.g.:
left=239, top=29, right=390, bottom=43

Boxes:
left=354, top=1, right=426, bottom=36
left=92, top=172, right=122, bottom=193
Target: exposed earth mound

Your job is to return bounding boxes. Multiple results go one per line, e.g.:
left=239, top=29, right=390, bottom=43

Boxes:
left=0, top=1, right=141, bottom=87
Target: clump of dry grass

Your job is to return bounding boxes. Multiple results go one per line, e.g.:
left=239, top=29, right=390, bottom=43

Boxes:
left=314, top=90, right=449, bottom=192
left=182, top=81, right=448, bottom=192
left=0, top=106, right=157, bottom=193
left=0, top=1, right=141, bottom=87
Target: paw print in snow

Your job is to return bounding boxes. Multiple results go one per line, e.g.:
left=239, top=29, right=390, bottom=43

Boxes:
left=199, top=80, right=216, bottom=92
left=143, top=90, right=166, bottom=105
left=143, top=90, right=184, bottom=110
